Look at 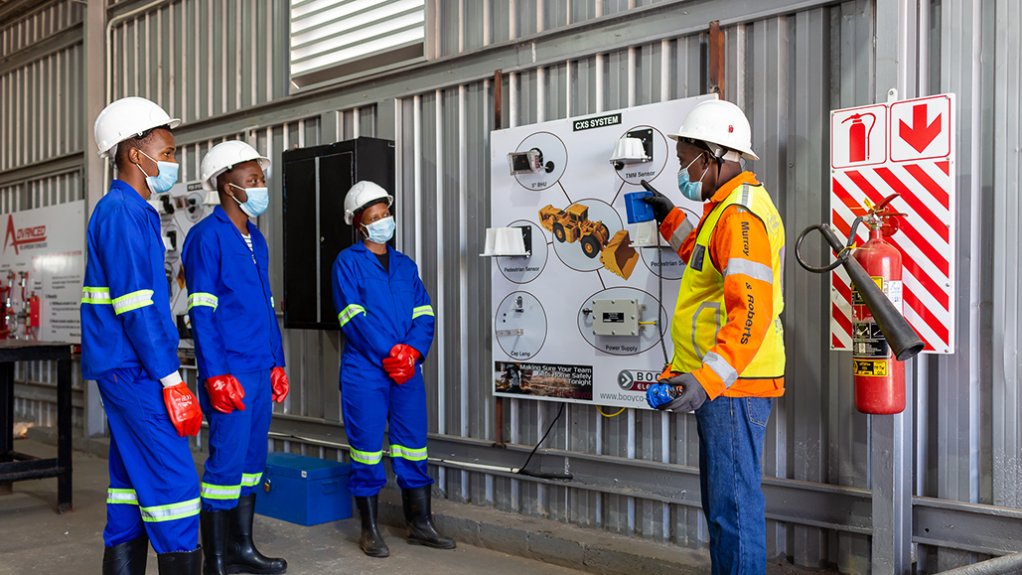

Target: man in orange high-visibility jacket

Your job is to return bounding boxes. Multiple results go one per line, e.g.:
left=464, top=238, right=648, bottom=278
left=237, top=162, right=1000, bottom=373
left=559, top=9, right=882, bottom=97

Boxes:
left=645, top=99, right=784, bottom=575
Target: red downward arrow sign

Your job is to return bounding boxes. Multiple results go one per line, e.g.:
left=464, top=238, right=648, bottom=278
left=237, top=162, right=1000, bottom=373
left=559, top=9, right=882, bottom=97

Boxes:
left=899, top=103, right=942, bottom=153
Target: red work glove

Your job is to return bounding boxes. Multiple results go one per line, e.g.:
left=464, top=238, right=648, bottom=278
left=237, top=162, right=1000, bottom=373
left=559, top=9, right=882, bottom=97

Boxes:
left=163, top=383, right=202, bottom=437
left=205, top=375, right=246, bottom=414
left=271, top=367, right=289, bottom=403
left=385, top=363, right=416, bottom=385
left=382, top=344, right=420, bottom=385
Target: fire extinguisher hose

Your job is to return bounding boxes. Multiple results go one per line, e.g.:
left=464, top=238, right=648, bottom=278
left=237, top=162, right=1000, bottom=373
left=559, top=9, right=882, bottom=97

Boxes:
left=794, top=216, right=863, bottom=273
left=794, top=220, right=925, bottom=361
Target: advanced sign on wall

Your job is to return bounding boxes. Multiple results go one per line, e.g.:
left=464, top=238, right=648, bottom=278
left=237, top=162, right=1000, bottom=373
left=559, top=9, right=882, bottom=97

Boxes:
left=0, top=201, right=85, bottom=342
left=830, top=94, right=956, bottom=354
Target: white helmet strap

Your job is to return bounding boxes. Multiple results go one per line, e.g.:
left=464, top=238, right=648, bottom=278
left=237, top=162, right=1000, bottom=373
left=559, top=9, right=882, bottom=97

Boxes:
left=684, top=137, right=741, bottom=164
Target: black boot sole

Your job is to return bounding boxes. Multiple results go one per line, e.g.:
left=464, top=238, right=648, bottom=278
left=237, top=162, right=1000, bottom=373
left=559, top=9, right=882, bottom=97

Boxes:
left=360, top=543, right=390, bottom=558
left=224, top=566, right=287, bottom=575
left=406, top=536, right=456, bottom=550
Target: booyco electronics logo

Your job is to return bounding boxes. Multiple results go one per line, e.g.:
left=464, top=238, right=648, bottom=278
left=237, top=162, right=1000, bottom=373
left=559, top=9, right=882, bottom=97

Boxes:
left=617, top=369, right=660, bottom=391
left=3, top=214, right=47, bottom=255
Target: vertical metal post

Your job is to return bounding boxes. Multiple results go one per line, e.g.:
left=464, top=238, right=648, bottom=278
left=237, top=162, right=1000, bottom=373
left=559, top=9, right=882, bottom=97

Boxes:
left=493, top=69, right=505, bottom=447
left=83, top=0, right=108, bottom=440
left=872, top=0, right=918, bottom=573
left=870, top=398, right=914, bottom=574
left=0, top=361, right=14, bottom=494
left=57, top=357, right=72, bottom=512
left=708, top=20, right=726, bottom=100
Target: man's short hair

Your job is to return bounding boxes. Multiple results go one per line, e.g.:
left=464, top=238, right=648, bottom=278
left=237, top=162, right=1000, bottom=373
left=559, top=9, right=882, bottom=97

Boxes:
left=216, top=168, right=235, bottom=193
left=113, top=124, right=172, bottom=170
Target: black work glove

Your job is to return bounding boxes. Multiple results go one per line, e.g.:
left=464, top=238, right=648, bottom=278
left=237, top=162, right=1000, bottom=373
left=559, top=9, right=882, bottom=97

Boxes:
left=660, top=372, right=708, bottom=413
left=643, top=192, right=676, bottom=224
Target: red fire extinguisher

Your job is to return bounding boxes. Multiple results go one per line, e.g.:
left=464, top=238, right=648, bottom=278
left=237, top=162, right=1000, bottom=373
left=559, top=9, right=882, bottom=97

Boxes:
left=851, top=194, right=907, bottom=414
left=28, top=293, right=40, bottom=328
left=842, top=112, right=877, bottom=163
left=0, top=285, right=8, bottom=340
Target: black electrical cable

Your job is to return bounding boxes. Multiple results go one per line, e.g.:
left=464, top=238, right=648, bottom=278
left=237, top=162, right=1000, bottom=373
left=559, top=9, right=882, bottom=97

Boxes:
left=516, top=402, right=572, bottom=480
left=640, top=179, right=671, bottom=367
left=657, top=225, right=669, bottom=366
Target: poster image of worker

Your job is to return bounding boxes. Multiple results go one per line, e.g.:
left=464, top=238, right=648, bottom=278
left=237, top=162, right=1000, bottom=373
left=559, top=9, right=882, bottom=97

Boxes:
left=644, top=100, right=786, bottom=575
left=182, top=141, right=290, bottom=575
left=494, top=361, right=594, bottom=400
left=331, top=181, right=455, bottom=558
left=83, top=97, right=203, bottom=573
left=497, top=362, right=528, bottom=393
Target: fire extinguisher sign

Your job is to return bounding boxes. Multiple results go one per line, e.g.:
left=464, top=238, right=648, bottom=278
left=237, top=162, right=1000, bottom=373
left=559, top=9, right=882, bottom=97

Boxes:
left=831, top=103, right=888, bottom=169
left=830, top=93, right=957, bottom=355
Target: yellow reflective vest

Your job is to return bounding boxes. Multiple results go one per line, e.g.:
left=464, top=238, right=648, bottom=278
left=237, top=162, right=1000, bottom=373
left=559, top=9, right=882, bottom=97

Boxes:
left=670, top=180, right=786, bottom=397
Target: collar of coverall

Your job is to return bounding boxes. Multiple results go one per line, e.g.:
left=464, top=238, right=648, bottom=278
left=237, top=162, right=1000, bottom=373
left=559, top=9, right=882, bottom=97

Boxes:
left=212, top=204, right=255, bottom=235
left=706, top=171, right=761, bottom=205
left=111, top=179, right=151, bottom=208
left=351, top=241, right=392, bottom=255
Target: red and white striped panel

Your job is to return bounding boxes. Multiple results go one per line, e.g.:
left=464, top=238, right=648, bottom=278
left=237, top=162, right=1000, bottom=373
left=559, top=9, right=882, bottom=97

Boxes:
left=829, top=160, right=955, bottom=354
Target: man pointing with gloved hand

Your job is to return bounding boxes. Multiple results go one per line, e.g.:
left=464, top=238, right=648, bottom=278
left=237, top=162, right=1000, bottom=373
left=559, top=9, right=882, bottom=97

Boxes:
left=644, top=100, right=786, bottom=575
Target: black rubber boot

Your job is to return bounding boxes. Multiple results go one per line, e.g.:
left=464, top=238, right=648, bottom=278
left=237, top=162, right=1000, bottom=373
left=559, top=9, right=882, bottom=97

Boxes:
left=157, top=548, right=202, bottom=574
left=402, top=487, right=456, bottom=549
left=102, top=533, right=149, bottom=575
left=354, top=495, right=389, bottom=558
left=200, top=510, right=230, bottom=575
left=227, top=494, right=287, bottom=574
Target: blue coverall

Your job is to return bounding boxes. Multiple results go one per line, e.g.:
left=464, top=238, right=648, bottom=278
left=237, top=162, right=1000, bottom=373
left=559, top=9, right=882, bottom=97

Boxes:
left=182, top=206, right=285, bottom=511
left=331, top=242, right=435, bottom=497
left=81, top=179, right=200, bottom=554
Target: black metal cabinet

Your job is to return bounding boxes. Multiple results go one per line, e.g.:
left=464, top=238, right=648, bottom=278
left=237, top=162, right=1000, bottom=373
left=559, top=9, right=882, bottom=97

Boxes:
left=282, top=137, right=395, bottom=330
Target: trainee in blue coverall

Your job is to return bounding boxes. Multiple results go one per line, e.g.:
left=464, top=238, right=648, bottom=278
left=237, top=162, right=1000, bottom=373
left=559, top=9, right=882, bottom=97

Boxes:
left=335, top=183, right=453, bottom=558
left=182, top=205, right=286, bottom=510
left=185, top=143, right=288, bottom=575
left=81, top=178, right=202, bottom=555
left=331, top=241, right=436, bottom=496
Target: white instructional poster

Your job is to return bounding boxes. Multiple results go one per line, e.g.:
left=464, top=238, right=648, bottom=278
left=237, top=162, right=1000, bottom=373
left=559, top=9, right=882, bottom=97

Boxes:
left=489, top=95, right=715, bottom=408
left=0, top=200, right=86, bottom=343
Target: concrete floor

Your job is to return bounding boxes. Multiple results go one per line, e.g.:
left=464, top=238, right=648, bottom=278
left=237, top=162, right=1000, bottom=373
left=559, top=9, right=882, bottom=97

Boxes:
left=0, top=440, right=586, bottom=575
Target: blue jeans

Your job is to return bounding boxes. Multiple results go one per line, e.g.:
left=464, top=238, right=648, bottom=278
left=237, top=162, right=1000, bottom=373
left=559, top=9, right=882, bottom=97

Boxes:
left=696, top=396, right=773, bottom=575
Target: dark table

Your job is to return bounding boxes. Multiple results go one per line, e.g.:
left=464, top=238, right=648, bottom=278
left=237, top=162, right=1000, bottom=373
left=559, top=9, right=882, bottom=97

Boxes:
left=0, top=341, right=74, bottom=512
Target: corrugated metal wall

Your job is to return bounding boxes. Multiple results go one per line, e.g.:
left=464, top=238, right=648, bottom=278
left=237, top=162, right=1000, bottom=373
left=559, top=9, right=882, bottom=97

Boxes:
left=106, top=0, right=288, bottom=121
left=0, top=0, right=87, bottom=435
left=0, top=0, right=82, bottom=57
left=391, top=3, right=879, bottom=569
left=2, top=0, right=1022, bottom=572
left=0, top=1, right=84, bottom=173
left=991, top=0, right=1022, bottom=526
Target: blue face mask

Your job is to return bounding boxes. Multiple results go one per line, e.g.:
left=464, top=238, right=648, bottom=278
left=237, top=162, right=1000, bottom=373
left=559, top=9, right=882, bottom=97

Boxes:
left=229, top=184, right=269, bottom=218
left=135, top=150, right=179, bottom=195
left=363, top=216, right=396, bottom=244
left=677, top=154, right=709, bottom=202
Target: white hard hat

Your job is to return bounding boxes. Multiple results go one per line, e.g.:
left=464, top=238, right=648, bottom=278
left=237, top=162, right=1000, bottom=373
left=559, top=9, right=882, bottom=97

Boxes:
left=94, top=96, right=180, bottom=158
left=200, top=141, right=270, bottom=191
left=668, top=99, right=759, bottom=162
left=343, top=181, right=393, bottom=225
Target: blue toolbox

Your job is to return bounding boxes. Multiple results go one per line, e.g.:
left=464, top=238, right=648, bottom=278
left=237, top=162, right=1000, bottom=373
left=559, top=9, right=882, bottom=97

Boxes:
left=254, top=452, right=353, bottom=526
